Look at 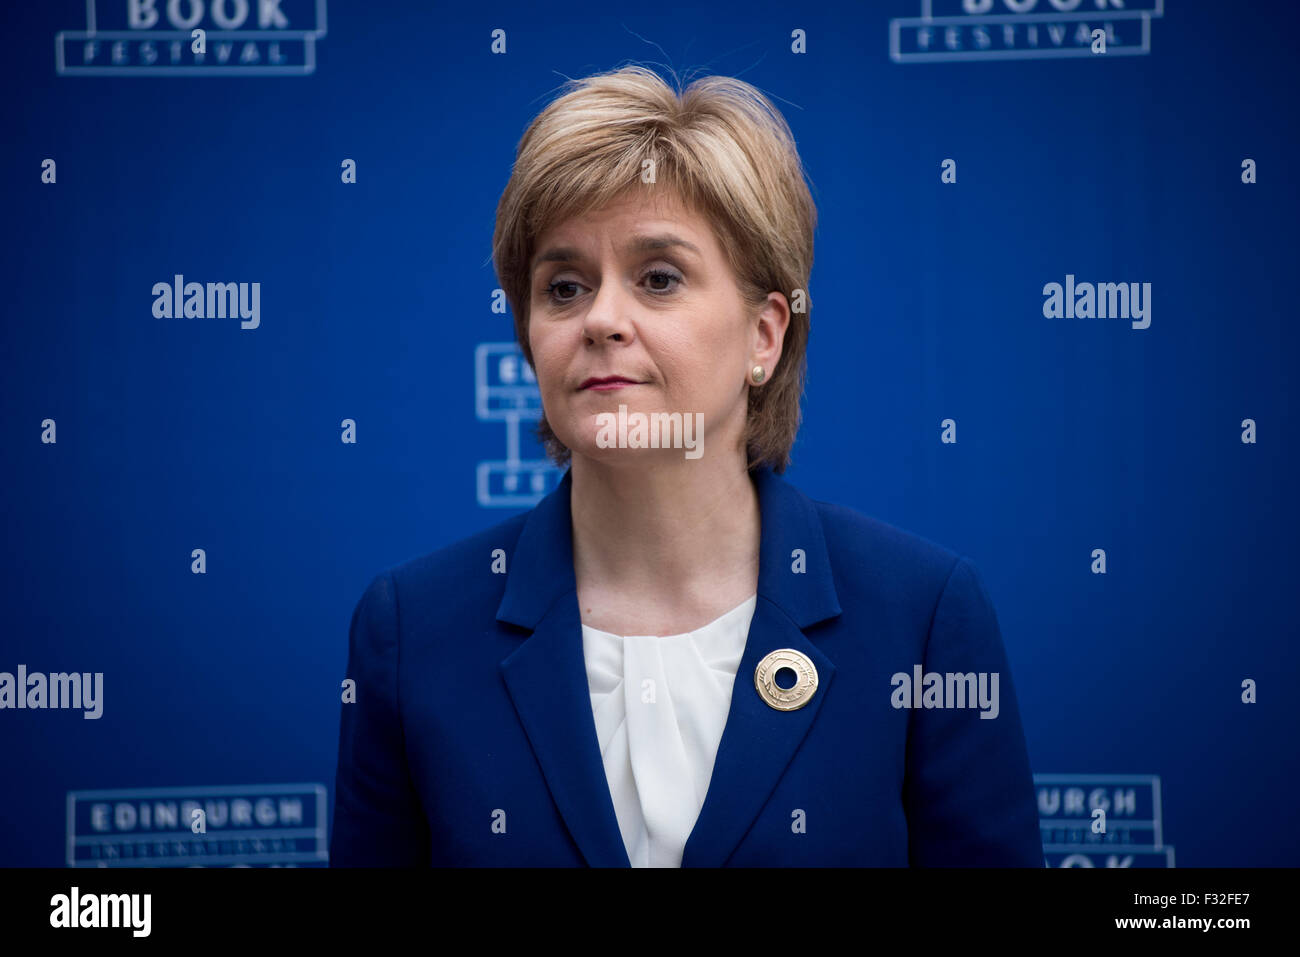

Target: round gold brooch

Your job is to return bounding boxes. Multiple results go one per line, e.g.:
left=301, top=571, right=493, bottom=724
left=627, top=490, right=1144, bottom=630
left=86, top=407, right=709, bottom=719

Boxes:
left=754, top=648, right=819, bottom=711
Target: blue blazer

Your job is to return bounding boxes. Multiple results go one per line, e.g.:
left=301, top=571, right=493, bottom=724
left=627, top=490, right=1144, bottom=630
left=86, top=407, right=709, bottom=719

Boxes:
left=330, top=467, right=1044, bottom=866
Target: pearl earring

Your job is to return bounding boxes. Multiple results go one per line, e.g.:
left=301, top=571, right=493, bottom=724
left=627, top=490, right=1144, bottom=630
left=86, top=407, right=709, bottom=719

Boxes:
left=751, top=365, right=766, bottom=385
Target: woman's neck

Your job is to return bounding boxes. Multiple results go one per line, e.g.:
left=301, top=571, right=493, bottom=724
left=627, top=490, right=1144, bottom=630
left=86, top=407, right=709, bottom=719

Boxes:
left=569, top=451, right=761, bottom=632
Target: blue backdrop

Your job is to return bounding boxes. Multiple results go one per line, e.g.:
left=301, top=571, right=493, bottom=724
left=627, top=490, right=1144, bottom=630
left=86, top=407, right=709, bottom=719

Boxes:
left=2, top=0, right=1296, bottom=867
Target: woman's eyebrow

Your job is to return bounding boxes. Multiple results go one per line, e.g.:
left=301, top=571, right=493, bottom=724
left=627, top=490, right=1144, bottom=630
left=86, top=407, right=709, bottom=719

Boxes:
left=625, top=233, right=702, bottom=257
left=531, top=234, right=702, bottom=274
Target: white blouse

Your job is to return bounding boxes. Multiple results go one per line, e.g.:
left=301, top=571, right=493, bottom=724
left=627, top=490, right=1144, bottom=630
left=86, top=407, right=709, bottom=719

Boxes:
left=581, top=594, right=758, bottom=867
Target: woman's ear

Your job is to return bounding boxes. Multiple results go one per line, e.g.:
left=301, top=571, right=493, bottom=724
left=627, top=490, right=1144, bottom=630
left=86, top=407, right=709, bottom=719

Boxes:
left=752, top=291, right=790, bottom=376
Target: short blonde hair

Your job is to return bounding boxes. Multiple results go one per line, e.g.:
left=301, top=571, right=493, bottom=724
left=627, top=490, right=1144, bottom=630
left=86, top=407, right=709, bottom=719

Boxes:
left=492, top=65, right=817, bottom=472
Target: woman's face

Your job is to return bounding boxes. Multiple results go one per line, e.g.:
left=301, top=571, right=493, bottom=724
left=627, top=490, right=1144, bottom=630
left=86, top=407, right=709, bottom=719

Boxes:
left=527, top=188, right=786, bottom=467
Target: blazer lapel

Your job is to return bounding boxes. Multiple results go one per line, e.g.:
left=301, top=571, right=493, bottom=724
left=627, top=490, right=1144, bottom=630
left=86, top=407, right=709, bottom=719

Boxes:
left=499, top=593, right=632, bottom=867
left=496, top=466, right=842, bottom=868
left=679, top=599, right=835, bottom=867
left=681, top=467, right=843, bottom=867
left=497, top=470, right=630, bottom=866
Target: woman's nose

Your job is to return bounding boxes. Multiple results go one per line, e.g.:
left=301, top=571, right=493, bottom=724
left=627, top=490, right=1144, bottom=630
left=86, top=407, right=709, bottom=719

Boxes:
left=582, top=282, right=636, bottom=344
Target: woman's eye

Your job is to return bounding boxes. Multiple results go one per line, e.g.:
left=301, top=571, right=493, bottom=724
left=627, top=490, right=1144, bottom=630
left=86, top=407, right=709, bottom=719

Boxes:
left=546, top=279, right=581, bottom=303
left=544, top=269, right=681, bottom=304
left=643, top=269, right=682, bottom=293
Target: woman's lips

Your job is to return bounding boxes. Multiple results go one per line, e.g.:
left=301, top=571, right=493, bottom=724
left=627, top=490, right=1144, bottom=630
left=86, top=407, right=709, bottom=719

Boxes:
left=584, top=381, right=638, bottom=392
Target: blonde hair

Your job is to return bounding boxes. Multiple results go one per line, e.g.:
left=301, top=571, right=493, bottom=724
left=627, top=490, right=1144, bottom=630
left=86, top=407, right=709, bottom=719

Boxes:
left=492, top=65, right=816, bottom=472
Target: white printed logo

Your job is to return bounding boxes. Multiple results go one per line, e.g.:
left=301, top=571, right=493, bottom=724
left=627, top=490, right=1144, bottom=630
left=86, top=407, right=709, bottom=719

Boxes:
left=890, top=0, right=1163, bottom=63
left=57, top=0, right=329, bottom=76
left=475, top=343, right=562, bottom=508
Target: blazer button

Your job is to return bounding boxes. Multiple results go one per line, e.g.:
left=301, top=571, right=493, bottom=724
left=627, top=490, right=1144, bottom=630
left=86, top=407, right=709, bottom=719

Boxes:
left=754, top=649, right=819, bottom=711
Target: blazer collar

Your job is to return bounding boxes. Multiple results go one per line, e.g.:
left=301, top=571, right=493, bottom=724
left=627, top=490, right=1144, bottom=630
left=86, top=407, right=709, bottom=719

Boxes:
left=496, top=466, right=842, bottom=867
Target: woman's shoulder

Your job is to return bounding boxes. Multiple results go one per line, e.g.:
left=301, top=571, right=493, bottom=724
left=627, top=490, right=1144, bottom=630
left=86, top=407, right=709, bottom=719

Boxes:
left=354, top=510, right=533, bottom=619
left=806, top=495, right=971, bottom=601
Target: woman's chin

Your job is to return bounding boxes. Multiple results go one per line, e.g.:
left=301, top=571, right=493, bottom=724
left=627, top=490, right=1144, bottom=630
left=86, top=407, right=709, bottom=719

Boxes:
left=567, top=442, right=685, bottom=468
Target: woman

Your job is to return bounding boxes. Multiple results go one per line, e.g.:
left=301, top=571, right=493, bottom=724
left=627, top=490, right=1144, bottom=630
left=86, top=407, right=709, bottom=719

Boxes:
left=331, top=65, right=1042, bottom=867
